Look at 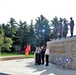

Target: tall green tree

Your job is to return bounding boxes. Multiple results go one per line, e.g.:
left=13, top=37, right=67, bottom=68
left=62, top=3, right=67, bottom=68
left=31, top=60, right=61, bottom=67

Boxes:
left=51, top=16, right=59, bottom=27
left=16, top=20, right=28, bottom=52
left=2, top=23, right=6, bottom=44
left=0, top=24, right=13, bottom=54
left=28, top=20, right=36, bottom=52
left=35, top=15, right=51, bottom=46
left=8, top=18, right=17, bottom=38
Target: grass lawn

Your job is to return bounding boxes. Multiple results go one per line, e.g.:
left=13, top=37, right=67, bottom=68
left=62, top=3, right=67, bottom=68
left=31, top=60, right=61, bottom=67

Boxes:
left=0, top=53, right=23, bottom=56
left=25, top=54, right=34, bottom=58
left=0, top=53, right=34, bottom=58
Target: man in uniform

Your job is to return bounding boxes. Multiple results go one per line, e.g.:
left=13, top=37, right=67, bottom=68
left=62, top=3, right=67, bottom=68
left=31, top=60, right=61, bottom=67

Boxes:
left=70, top=17, right=75, bottom=37
left=63, top=19, right=68, bottom=38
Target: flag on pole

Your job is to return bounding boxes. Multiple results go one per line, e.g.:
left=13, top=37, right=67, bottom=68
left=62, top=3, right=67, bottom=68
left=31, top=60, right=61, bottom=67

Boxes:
left=25, top=44, right=31, bottom=55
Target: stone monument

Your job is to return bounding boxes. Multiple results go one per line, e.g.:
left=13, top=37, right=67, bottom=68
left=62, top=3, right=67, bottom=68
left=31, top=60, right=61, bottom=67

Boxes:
left=47, top=37, right=76, bottom=69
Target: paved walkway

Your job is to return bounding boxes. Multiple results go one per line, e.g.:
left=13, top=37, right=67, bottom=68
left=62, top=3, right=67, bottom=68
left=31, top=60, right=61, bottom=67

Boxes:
left=0, top=58, right=76, bottom=75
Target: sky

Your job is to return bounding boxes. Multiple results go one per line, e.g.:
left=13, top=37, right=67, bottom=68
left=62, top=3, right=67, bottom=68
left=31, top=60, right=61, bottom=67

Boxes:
left=0, top=0, right=76, bottom=36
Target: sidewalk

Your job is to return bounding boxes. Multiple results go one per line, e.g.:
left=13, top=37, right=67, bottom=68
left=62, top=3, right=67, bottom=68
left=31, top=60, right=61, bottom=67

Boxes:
left=0, top=58, right=76, bottom=75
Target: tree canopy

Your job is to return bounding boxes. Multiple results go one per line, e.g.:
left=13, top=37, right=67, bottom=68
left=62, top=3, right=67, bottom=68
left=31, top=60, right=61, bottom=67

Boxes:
left=0, top=15, right=69, bottom=54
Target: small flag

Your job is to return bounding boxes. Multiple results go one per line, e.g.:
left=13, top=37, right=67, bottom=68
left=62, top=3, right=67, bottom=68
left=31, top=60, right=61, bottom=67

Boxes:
left=25, top=44, right=31, bottom=55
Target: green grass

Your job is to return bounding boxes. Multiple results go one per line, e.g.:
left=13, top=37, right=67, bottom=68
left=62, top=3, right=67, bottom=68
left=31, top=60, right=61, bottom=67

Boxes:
left=0, top=53, right=23, bottom=56
left=0, top=53, right=34, bottom=58
left=25, top=54, right=34, bottom=58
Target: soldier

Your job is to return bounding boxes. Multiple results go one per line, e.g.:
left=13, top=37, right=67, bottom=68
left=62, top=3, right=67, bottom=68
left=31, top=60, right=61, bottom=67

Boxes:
left=53, top=27, right=58, bottom=39
left=70, top=17, right=74, bottom=37
left=63, top=19, right=68, bottom=38
left=58, top=21, right=63, bottom=39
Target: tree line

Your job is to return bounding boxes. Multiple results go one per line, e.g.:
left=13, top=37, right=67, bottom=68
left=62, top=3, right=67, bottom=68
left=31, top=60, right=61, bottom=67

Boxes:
left=0, top=15, right=69, bottom=54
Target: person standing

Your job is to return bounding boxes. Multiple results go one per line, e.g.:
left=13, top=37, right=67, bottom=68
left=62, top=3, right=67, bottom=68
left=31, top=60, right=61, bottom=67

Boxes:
left=45, top=47, right=49, bottom=66
left=70, top=17, right=75, bottom=37
left=41, top=46, right=45, bottom=64
left=34, top=47, right=38, bottom=65
left=37, top=47, right=41, bottom=65
left=34, top=46, right=41, bottom=65
left=63, top=19, right=68, bottom=38
left=58, top=18, right=63, bottom=39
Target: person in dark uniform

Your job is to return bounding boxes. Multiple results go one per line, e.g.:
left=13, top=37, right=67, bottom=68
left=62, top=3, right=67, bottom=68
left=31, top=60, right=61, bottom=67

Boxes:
left=70, top=17, right=74, bottom=37
left=41, top=46, right=45, bottom=64
left=58, top=19, right=63, bottom=39
left=53, top=27, right=58, bottom=39
left=63, top=19, right=68, bottom=38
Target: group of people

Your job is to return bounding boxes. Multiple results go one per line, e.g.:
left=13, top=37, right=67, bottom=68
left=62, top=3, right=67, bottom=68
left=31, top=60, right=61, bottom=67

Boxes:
left=53, top=17, right=75, bottom=39
left=34, top=46, right=49, bottom=66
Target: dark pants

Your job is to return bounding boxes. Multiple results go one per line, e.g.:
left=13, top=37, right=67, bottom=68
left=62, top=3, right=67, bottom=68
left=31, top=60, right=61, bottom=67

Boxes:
left=46, top=55, right=49, bottom=66
left=41, top=54, right=44, bottom=64
left=35, top=53, right=38, bottom=64
left=35, top=53, right=41, bottom=65
left=70, top=26, right=74, bottom=37
left=37, top=53, right=41, bottom=65
left=63, top=32, right=67, bottom=38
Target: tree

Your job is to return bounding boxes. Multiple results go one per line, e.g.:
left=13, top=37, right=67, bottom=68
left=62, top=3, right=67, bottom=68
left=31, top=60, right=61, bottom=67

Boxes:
left=35, top=15, right=51, bottom=46
left=51, top=16, right=59, bottom=27
left=0, top=34, right=4, bottom=54
left=2, top=23, right=6, bottom=44
left=15, top=20, right=28, bottom=53
left=8, top=18, right=17, bottom=38
left=1, top=37, right=13, bottom=54
left=0, top=32, right=13, bottom=54
left=28, top=20, right=36, bottom=52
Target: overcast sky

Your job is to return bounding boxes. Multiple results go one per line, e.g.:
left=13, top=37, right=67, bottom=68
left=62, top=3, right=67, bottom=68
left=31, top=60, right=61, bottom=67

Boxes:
left=0, top=0, right=76, bottom=36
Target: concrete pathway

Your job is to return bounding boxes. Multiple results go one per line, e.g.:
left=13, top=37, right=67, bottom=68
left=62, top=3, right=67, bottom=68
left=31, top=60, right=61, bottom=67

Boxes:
left=0, top=58, right=76, bottom=75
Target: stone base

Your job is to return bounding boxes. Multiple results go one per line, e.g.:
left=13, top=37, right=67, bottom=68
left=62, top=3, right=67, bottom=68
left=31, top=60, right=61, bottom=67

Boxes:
left=47, top=37, right=76, bottom=70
